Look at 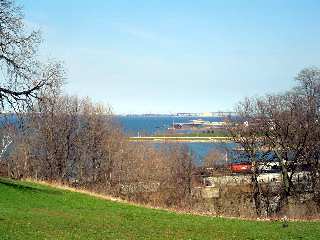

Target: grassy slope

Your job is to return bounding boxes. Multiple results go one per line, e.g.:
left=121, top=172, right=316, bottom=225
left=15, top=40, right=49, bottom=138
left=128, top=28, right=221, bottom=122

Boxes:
left=0, top=178, right=319, bottom=239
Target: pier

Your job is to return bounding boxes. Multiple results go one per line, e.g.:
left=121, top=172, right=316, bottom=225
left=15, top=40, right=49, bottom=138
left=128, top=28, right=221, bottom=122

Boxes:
left=170, top=119, right=226, bottom=129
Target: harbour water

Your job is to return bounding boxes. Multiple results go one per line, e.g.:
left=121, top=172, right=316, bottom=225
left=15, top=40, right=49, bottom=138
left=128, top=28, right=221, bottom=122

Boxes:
left=116, top=115, right=226, bottom=136
left=116, top=116, right=236, bottom=166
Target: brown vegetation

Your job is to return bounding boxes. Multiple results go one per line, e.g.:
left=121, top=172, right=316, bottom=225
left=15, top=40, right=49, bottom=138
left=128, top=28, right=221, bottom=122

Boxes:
left=226, top=67, right=320, bottom=219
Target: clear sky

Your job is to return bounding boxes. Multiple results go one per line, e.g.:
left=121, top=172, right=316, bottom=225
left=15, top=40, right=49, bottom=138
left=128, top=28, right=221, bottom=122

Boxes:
left=19, top=0, right=320, bottom=114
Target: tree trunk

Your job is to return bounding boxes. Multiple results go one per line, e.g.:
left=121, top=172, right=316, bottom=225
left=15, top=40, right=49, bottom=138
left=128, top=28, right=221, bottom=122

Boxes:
left=252, top=161, right=262, bottom=217
left=276, top=151, right=294, bottom=216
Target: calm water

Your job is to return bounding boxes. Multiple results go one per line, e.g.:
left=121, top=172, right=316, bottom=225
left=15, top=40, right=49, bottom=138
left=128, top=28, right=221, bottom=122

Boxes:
left=116, top=116, right=236, bottom=166
left=116, top=115, right=226, bottom=136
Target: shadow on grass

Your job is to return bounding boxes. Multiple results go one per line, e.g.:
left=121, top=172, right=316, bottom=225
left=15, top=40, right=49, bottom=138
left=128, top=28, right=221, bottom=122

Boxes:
left=0, top=178, right=62, bottom=195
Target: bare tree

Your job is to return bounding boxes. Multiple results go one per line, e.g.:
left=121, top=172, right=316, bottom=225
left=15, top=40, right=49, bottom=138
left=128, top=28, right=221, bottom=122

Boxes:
left=0, top=122, right=17, bottom=177
left=159, top=145, right=195, bottom=208
left=294, top=67, right=320, bottom=115
left=111, top=143, right=196, bottom=208
left=77, top=98, right=123, bottom=186
left=256, top=93, right=304, bottom=214
left=112, top=143, right=165, bottom=200
left=226, top=96, right=273, bottom=217
left=0, top=0, right=65, bottom=112
left=203, top=150, right=229, bottom=175
left=229, top=68, right=320, bottom=217
left=0, top=122, right=17, bottom=159
left=294, top=67, right=320, bottom=191
left=9, top=94, right=124, bottom=185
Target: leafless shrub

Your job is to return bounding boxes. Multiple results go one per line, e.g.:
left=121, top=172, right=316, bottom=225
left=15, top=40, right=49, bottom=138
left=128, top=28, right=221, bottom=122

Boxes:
left=9, top=95, right=123, bottom=184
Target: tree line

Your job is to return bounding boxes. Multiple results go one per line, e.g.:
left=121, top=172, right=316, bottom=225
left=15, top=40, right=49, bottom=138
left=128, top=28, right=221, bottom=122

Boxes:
left=5, top=94, right=194, bottom=208
left=227, top=67, right=320, bottom=218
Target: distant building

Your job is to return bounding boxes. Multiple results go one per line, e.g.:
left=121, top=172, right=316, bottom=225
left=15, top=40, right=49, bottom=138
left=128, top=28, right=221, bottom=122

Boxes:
left=201, top=112, right=214, bottom=117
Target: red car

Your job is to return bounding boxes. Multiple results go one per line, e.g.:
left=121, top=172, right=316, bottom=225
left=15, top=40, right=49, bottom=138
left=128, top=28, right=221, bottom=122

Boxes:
left=231, top=164, right=252, bottom=173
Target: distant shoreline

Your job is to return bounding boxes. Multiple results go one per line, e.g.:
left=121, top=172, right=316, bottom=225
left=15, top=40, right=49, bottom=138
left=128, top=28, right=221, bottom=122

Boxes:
left=129, top=136, right=232, bottom=143
left=116, top=112, right=236, bottom=117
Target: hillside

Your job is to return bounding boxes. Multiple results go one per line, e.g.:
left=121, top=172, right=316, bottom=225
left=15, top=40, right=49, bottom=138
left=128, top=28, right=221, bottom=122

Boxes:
left=0, top=178, right=319, bottom=239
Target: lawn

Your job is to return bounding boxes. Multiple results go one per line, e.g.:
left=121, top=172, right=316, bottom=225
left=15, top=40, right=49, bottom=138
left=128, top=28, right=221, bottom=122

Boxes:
left=0, top=178, right=319, bottom=239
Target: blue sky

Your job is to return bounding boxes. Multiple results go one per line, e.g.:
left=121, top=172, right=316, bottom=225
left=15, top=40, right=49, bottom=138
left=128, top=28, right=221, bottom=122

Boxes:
left=20, top=0, right=320, bottom=114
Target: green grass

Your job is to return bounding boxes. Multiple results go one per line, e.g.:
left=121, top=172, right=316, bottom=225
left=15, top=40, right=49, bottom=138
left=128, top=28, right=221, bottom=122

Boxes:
left=1, top=178, right=319, bottom=239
